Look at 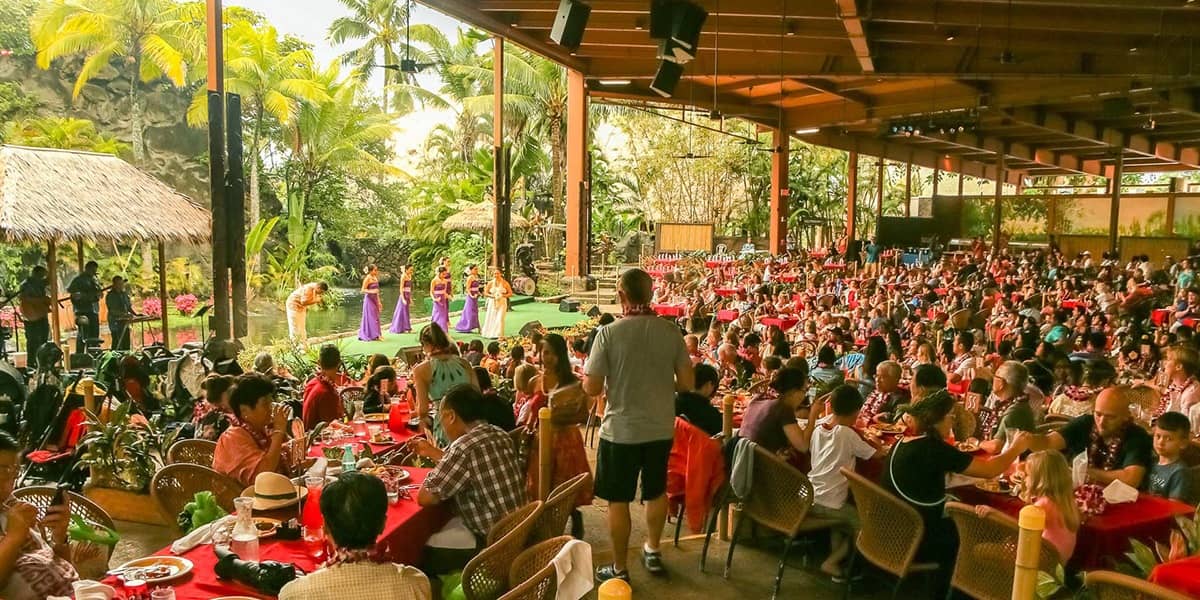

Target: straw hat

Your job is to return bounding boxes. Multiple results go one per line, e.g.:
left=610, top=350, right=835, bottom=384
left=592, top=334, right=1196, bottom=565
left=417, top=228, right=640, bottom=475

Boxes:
left=241, top=472, right=307, bottom=511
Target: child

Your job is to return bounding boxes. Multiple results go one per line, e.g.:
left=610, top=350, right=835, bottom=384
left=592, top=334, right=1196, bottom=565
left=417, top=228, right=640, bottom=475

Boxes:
left=1021, top=451, right=1080, bottom=561
left=803, top=385, right=884, bottom=581
left=1150, top=411, right=1193, bottom=502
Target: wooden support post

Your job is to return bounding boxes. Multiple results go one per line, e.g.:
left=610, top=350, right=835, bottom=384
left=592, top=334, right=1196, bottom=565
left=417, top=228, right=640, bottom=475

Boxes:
left=875, top=158, right=885, bottom=220
left=719, top=393, right=735, bottom=540
left=158, top=241, right=170, bottom=349
left=76, top=240, right=85, bottom=273
left=491, top=36, right=510, bottom=279
left=769, top=127, right=789, bottom=255
left=993, top=155, right=1005, bottom=254
left=1167, top=177, right=1181, bottom=236
left=80, top=378, right=96, bottom=415
left=207, top=0, right=229, bottom=341
left=904, top=159, right=912, bottom=218
left=846, top=151, right=858, bottom=247
left=1109, top=152, right=1123, bottom=254
left=537, top=406, right=553, bottom=501
left=1013, top=505, right=1046, bottom=600
left=47, top=240, right=61, bottom=356
left=565, top=69, right=588, bottom=277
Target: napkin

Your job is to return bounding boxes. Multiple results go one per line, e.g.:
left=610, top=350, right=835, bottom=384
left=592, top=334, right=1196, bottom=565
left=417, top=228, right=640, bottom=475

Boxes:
left=1071, top=453, right=1089, bottom=489
left=69, top=580, right=115, bottom=600
left=171, top=515, right=235, bottom=554
left=1102, top=479, right=1139, bottom=504
left=305, top=457, right=328, bottom=479
left=552, top=539, right=593, bottom=600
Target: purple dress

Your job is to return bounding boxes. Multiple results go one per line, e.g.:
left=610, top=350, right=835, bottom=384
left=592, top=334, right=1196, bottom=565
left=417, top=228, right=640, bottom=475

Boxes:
left=358, top=280, right=382, bottom=341
left=455, top=278, right=482, bottom=333
left=431, top=280, right=450, bottom=333
left=388, top=279, right=413, bottom=333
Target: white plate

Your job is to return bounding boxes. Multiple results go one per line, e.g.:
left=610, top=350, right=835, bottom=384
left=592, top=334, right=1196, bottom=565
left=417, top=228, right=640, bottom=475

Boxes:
left=113, top=555, right=193, bottom=583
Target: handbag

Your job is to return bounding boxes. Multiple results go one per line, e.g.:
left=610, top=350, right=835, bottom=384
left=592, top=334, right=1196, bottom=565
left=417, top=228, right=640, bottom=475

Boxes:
left=548, top=383, right=590, bottom=427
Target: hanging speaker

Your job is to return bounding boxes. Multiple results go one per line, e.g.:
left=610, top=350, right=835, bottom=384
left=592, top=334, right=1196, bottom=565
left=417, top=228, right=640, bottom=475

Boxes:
left=649, top=0, right=706, bottom=63
left=550, top=0, right=591, bottom=51
left=650, top=60, right=684, bottom=98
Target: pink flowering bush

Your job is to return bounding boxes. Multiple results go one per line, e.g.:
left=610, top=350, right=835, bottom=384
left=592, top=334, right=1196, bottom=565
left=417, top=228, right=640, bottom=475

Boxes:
left=141, top=297, right=163, bottom=317
left=0, top=307, right=18, bottom=329
left=174, top=294, right=199, bottom=316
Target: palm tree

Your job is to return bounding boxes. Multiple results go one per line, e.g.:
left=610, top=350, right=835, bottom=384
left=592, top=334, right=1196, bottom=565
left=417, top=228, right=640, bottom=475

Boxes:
left=4, top=115, right=129, bottom=155
left=327, top=0, right=422, bottom=115
left=186, top=20, right=328, bottom=230
left=31, top=0, right=201, bottom=161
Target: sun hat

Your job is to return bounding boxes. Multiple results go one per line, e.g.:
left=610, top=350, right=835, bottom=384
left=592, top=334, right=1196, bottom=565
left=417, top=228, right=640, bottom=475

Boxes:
left=241, top=471, right=307, bottom=511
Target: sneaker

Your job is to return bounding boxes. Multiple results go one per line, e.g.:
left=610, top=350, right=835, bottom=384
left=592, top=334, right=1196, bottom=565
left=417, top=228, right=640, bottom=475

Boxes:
left=595, top=564, right=630, bottom=584
left=642, top=548, right=667, bottom=575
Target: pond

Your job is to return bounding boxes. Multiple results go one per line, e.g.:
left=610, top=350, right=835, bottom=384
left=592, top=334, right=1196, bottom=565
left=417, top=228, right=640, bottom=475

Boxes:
left=230, top=286, right=433, bottom=347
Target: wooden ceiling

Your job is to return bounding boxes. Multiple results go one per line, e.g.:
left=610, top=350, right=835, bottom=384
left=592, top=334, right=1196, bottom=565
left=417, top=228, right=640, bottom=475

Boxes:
left=418, top=0, right=1200, bottom=179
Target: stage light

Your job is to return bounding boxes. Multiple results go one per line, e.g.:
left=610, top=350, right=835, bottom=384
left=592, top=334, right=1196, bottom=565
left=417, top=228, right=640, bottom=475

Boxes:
left=597, top=79, right=632, bottom=86
left=794, top=127, right=820, bottom=135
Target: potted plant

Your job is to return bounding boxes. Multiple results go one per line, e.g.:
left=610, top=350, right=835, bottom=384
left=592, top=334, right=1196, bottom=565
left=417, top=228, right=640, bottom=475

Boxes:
left=76, top=401, right=177, bottom=525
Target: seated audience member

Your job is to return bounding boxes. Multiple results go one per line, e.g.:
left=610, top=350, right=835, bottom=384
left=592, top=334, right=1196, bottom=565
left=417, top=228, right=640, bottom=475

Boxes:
left=685, top=335, right=705, bottom=365
left=885, top=390, right=1032, bottom=598
left=412, top=385, right=527, bottom=566
left=1069, top=331, right=1109, bottom=363
left=978, top=361, right=1038, bottom=454
left=762, top=355, right=783, bottom=380
left=803, top=385, right=884, bottom=580
left=362, top=366, right=398, bottom=414
left=214, top=374, right=292, bottom=487
left=464, top=340, right=485, bottom=367
left=675, top=363, right=723, bottom=436
left=358, top=354, right=390, bottom=386
left=809, top=345, right=845, bottom=399
left=302, top=345, right=344, bottom=429
left=503, top=345, right=527, bottom=380
left=1149, top=411, right=1194, bottom=502
left=473, top=367, right=517, bottom=432
left=860, top=360, right=909, bottom=424
left=278, top=473, right=431, bottom=600
left=1049, top=360, right=1114, bottom=418
left=739, top=366, right=810, bottom=456
left=979, top=450, right=1078, bottom=561
left=0, top=431, right=79, bottom=599
left=1031, top=385, right=1153, bottom=489
left=481, top=342, right=502, bottom=375
left=193, top=373, right=237, bottom=441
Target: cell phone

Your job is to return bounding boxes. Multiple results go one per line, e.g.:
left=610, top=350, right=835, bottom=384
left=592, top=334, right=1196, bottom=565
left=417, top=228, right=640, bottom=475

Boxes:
left=50, top=483, right=67, bottom=506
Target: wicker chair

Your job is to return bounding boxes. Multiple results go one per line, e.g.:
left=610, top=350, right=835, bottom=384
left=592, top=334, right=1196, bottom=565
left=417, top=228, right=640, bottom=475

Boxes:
left=944, top=501, right=1061, bottom=600
left=340, top=386, right=366, bottom=418
left=1084, top=570, right=1193, bottom=600
left=464, top=500, right=543, bottom=600
left=950, top=309, right=973, bottom=331
left=725, top=445, right=838, bottom=599
left=12, top=486, right=116, bottom=578
left=166, top=438, right=217, bottom=466
left=530, top=472, right=591, bottom=544
left=841, top=467, right=939, bottom=599
left=151, top=463, right=244, bottom=534
left=499, top=536, right=573, bottom=600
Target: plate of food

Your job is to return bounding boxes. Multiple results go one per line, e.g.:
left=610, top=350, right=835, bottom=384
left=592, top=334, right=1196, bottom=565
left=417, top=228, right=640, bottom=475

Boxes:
left=368, top=431, right=395, bottom=445
left=111, top=556, right=193, bottom=583
left=956, top=440, right=981, bottom=453
left=367, top=466, right=412, bottom=491
left=365, top=413, right=389, bottom=422
left=974, top=479, right=1012, bottom=494
left=254, top=517, right=281, bottom=538
left=871, top=422, right=905, bottom=434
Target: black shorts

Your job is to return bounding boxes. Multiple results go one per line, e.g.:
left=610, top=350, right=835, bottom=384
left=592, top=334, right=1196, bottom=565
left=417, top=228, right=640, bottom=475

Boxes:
left=594, top=438, right=673, bottom=503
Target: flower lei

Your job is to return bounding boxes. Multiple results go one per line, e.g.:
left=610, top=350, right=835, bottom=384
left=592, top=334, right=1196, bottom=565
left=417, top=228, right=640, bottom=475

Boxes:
left=1161, top=377, right=1197, bottom=418
left=978, top=393, right=1023, bottom=441
left=323, top=545, right=378, bottom=568
left=1087, top=422, right=1128, bottom=471
left=1062, top=385, right=1098, bottom=403
left=623, top=303, right=658, bottom=317
left=862, top=389, right=891, bottom=422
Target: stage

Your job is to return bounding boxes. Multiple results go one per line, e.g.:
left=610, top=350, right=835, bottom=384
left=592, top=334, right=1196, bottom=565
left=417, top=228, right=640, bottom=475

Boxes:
left=333, top=297, right=591, bottom=357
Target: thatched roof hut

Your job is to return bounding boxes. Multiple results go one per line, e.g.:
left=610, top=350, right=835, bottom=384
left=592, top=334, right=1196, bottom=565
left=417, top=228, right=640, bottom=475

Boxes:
left=443, top=202, right=530, bottom=232
left=0, top=145, right=210, bottom=243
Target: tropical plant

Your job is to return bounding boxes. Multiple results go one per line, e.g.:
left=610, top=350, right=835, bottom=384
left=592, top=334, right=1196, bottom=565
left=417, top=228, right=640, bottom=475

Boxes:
left=327, top=0, right=429, bottom=115
left=31, top=0, right=203, bottom=161
left=77, top=402, right=177, bottom=492
left=4, top=116, right=129, bottom=155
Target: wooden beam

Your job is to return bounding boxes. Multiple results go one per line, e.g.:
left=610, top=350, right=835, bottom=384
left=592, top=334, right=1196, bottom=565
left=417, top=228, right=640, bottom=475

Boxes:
left=565, top=69, right=588, bottom=277
left=869, top=0, right=1200, bottom=37
left=835, top=0, right=874, bottom=73
left=993, top=152, right=1005, bottom=252
left=418, top=0, right=586, bottom=71
left=770, top=127, right=789, bottom=255
left=847, top=150, right=858, bottom=246
left=158, top=241, right=169, bottom=349
left=794, top=78, right=872, bottom=106
left=1109, top=151, right=1123, bottom=253
left=807, top=130, right=1025, bottom=184
left=492, top=37, right=510, bottom=278
left=1004, top=107, right=1200, bottom=169
left=47, top=240, right=60, bottom=354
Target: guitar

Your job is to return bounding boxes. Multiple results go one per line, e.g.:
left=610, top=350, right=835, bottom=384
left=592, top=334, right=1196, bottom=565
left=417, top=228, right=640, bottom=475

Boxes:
left=17, top=294, right=51, bottom=322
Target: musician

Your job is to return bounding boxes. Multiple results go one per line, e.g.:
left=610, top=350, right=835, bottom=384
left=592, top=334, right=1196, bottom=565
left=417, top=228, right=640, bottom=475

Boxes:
left=105, top=276, right=135, bottom=351
left=16, top=267, right=51, bottom=356
left=66, top=261, right=103, bottom=355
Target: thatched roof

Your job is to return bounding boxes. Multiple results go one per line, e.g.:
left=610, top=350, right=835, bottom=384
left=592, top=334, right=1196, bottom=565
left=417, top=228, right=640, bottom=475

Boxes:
left=443, top=202, right=530, bottom=232
left=0, top=145, right=211, bottom=243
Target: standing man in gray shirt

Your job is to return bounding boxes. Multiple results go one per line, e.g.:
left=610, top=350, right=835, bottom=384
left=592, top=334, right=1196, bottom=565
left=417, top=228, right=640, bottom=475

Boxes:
left=584, top=268, right=694, bottom=586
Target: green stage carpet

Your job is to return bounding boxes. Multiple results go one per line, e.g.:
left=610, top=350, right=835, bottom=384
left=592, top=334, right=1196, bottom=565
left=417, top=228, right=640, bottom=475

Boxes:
left=335, top=300, right=588, bottom=357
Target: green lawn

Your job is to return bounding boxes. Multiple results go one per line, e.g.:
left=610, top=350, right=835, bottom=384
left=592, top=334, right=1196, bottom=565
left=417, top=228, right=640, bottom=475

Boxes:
left=334, top=300, right=589, bottom=357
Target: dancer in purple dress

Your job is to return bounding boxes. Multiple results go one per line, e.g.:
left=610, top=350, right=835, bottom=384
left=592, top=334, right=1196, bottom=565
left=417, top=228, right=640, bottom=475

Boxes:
left=455, top=265, right=482, bottom=333
left=388, top=265, right=414, bottom=334
left=430, top=266, right=451, bottom=334
left=358, top=264, right=382, bottom=341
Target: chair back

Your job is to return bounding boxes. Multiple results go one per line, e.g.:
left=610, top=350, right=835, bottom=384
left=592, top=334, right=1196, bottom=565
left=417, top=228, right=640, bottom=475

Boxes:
left=1084, top=570, right=1193, bottom=600
left=944, top=501, right=1061, bottom=600
left=12, top=486, right=116, bottom=578
left=951, top=309, right=973, bottom=330
left=841, top=467, right=927, bottom=578
left=464, top=501, right=543, bottom=600
left=742, top=445, right=815, bottom=537
left=340, top=386, right=365, bottom=417
left=500, top=536, right=573, bottom=600
left=150, top=463, right=244, bottom=534
left=530, top=472, right=591, bottom=544
left=166, top=438, right=217, bottom=466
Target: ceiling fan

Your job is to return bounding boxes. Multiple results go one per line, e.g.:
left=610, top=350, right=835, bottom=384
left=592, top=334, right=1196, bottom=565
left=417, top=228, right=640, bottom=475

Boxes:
left=673, top=108, right=714, bottom=159
left=397, top=0, right=436, bottom=73
left=984, top=0, right=1030, bottom=65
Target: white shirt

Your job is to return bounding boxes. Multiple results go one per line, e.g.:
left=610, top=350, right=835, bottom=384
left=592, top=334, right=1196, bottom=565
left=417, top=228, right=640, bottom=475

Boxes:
left=808, top=423, right=876, bottom=509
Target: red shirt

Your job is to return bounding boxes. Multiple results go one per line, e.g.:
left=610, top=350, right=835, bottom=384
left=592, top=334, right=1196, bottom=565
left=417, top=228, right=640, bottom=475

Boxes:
left=302, top=375, right=343, bottom=429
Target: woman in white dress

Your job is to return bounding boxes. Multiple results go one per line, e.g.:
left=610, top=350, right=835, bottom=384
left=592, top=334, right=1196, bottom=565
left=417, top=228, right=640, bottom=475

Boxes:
left=481, top=268, right=514, bottom=338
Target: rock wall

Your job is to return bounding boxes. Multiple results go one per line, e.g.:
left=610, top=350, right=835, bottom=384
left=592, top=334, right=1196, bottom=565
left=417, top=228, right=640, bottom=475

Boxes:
left=0, top=56, right=210, bottom=203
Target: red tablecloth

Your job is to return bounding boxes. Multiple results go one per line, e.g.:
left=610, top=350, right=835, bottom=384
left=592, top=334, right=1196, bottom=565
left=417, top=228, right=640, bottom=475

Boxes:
left=1150, top=556, right=1200, bottom=597
left=1060, top=299, right=1082, bottom=309
left=646, top=269, right=666, bottom=278
left=946, top=380, right=969, bottom=395
left=714, top=287, right=740, bottom=298
left=106, top=468, right=449, bottom=600
left=307, top=422, right=415, bottom=459
left=953, top=486, right=1194, bottom=570
left=1184, top=317, right=1199, bottom=329
left=934, top=287, right=949, bottom=296
left=822, top=263, right=846, bottom=271
left=1152, top=308, right=1171, bottom=326
left=706, top=260, right=736, bottom=268
left=777, top=273, right=799, bottom=283
left=654, top=258, right=679, bottom=266
left=760, top=315, right=799, bottom=330
left=653, top=303, right=686, bottom=317
left=716, top=309, right=740, bottom=322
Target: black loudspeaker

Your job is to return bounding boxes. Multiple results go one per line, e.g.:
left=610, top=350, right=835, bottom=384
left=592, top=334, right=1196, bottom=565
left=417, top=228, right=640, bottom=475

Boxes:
left=650, top=60, right=684, bottom=98
left=877, top=217, right=933, bottom=247
left=559, top=299, right=581, bottom=313
left=650, top=0, right=706, bottom=63
left=550, top=0, right=591, bottom=51
left=396, top=346, right=423, bottom=369
left=586, top=305, right=602, bottom=318
left=519, top=321, right=544, bottom=337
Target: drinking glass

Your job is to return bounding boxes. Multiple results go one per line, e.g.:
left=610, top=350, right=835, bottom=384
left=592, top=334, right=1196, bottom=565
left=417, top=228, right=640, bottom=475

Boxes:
left=150, top=589, right=176, bottom=600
